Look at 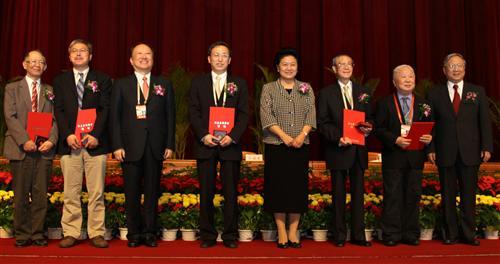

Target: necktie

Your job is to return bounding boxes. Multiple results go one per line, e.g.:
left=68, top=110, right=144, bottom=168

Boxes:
left=343, top=85, right=353, bottom=109
left=142, top=76, right=149, bottom=99
left=31, top=81, right=38, bottom=112
left=452, top=84, right=460, bottom=114
left=402, top=97, right=410, bottom=123
left=215, top=75, right=222, bottom=99
left=77, top=72, right=85, bottom=109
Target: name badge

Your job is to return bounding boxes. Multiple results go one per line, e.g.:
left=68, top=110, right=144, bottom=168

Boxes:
left=401, top=124, right=411, bottom=137
left=136, top=105, right=146, bottom=119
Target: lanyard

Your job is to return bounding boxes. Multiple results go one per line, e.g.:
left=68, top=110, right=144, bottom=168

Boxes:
left=137, top=81, right=148, bottom=105
left=341, top=87, right=353, bottom=110
left=393, top=94, right=414, bottom=125
left=213, top=81, right=227, bottom=107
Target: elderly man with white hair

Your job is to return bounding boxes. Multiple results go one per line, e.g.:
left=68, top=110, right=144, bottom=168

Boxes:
left=374, top=65, right=433, bottom=247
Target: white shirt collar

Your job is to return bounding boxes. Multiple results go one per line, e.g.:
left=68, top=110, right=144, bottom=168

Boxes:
left=134, top=71, right=151, bottom=86
left=73, top=67, right=90, bottom=80
left=447, top=80, right=464, bottom=100
left=211, top=71, right=227, bottom=83
left=337, top=80, right=352, bottom=90
left=25, top=75, right=40, bottom=88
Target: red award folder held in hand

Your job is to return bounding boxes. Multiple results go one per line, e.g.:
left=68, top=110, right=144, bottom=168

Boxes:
left=343, top=109, right=365, bottom=146
left=209, top=107, right=235, bottom=142
left=27, top=112, right=52, bottom=144
left=75, top=108, right=97, bottom=143
left=406, top=122, right=434, bottom=150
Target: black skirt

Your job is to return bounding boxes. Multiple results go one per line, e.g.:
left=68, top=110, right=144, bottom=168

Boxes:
left=263, top=143, right=309, bottom=213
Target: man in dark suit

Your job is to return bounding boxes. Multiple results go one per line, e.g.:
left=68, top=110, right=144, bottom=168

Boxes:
left=317, top=54, right=373, bottom=247
left=189, top=41, right=249, bottom=248
left=4, top=50, right=58, bottom=247
left=427, top=53, right=492, bottom=246
left=53, top=39, right=111, bottom=248
left=375, top=65, right=433, bottom=246
left=110, top=43, right=175, bottom=247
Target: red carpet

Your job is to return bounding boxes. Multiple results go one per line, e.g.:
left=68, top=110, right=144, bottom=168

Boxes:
left=1, top=238, right=499, bottom=264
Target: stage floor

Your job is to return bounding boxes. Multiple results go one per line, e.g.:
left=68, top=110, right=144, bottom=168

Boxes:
left=1, top=238, right=499, bottom=264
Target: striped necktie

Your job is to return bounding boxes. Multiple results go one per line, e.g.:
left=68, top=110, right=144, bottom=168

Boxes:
left=77, top=72, right=85, bottom=109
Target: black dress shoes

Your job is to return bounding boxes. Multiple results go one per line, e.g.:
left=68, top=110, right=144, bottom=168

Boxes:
left=200, top=240, right=217, bottom=248
left=15, top=239, right=31, bottom=247
left=334, top=240, right=345, bottom=247
left=127, top=239, right=141, bottom=247
left=32, top=239, right=48, bottom=247
left=402, top=239, right=420, bottom=246
left=383, top=240, right=398, bottom=247
left=223, top=240, right=238, bottom=248
left=442, top=239, right=458, bottom=245
left=461, top=239, right=480, bottom=246
left=288, top=240, right=302, bottom=248
left=143, top=234, right=158, bottom=247
left=352, top=240, right=372, bottom=247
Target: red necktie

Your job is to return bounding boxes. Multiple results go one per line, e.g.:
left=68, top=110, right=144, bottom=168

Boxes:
left=142, top=76, right=149, bottom=99
left=31, top=81, right=38, bottom=112
left=452, top=84, right=460, bottom=114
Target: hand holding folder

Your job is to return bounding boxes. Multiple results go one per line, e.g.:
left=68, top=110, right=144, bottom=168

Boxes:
left=405, top=122, right=434, bottom=150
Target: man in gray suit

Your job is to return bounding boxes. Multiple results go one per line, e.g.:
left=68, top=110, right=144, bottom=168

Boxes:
left=3, top=50, right=58, bottom=247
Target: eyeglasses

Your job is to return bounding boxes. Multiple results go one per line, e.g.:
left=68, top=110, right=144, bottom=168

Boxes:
left=26, top=60, right=46, bottom=66
left=212, top=53, right=229, bottom=59
left=336, top=63, right=354, bottom=68
left=447, top=64, right=465, bottom=70
left=70, top=48, right=89, bottom=54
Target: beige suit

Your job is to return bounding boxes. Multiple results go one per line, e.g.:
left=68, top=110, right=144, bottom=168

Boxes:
left=3, top=78, right=58, bottom=240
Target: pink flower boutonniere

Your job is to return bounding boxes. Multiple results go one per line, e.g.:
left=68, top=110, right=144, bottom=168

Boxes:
left=44, top=89, right=55, bottom=103
left=154, top=84, right=165, bottom=96
left=465, top=91, right=478, bottom=103
left=358, top=93, right=371, bottom=103
left=86, top=80, right=99, bottom=93
left=298, top=83, right=311, bottom=95
left=419, top=103, right=432, bottom=118
left=225, top=82, right=238, bottom=97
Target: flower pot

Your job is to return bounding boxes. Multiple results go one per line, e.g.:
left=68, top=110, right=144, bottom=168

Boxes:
left=420, top=228, right=434, bottom=241
left=484, top=230, right=499, bottom=240
left=180, top=229, right=198, bottom=241
left=346, top=229, right=351, bottom=241
left=260, top=230, right=277, bottom=242
left=47, top=227, right=63, bottom=239
left=216, top=231, right=223, bottom=242
left=238, top=229, right=254, bottom=242
left=0, top=227, right=13, bottom=238
left=364, top=229, right=374, bottom=242
left=118, top=227, right=128, bottom=240
left=312, top=229, right=328, bottom=242
left=161, top=228, right=178, bottom=241
left=78, top=228, right=88, bottom=240
left=104, top=228, right=113, bottom=240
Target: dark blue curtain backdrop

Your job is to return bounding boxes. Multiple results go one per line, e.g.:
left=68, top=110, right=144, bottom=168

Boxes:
left=1, top=0, right=498, bottom=159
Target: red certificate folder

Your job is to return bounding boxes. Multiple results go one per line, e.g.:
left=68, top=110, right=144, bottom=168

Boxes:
left=75, top=108, right=96, bottom=142
left=209, top=107, right=235, bottom=139
left=343, top=109, right=365, bottom=146
left=406, top=122, right=435, bottom=150
left=27, top=112, right=52, bottom=141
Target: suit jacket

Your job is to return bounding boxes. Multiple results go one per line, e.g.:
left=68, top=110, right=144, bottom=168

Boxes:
left=426, top=82, right=493, bottom=166
left=317, top=82, right=373, bottom=170
left=374, top=93, right=432, bottom=169
left=3, top=78, right=58, bottom=160
left=188, top=73, right=249, bottom=161
left=110, top=74, right=175, bottom=162
left=53, top=69, right=112, bottom=156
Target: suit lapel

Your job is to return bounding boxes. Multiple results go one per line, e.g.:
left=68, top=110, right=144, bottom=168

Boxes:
left=332, top=82, right=344, bottom=110
left=440, top=84, right=456, bottom=117
left=457, top=83, right=471, bottom=117
left=205, top=74, right=216, bottom=106
left=352, top=83, right=360, bottom=110
left=38, top=83, right=47, bottom=111
left=20, top=78, right=32, bottom=111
